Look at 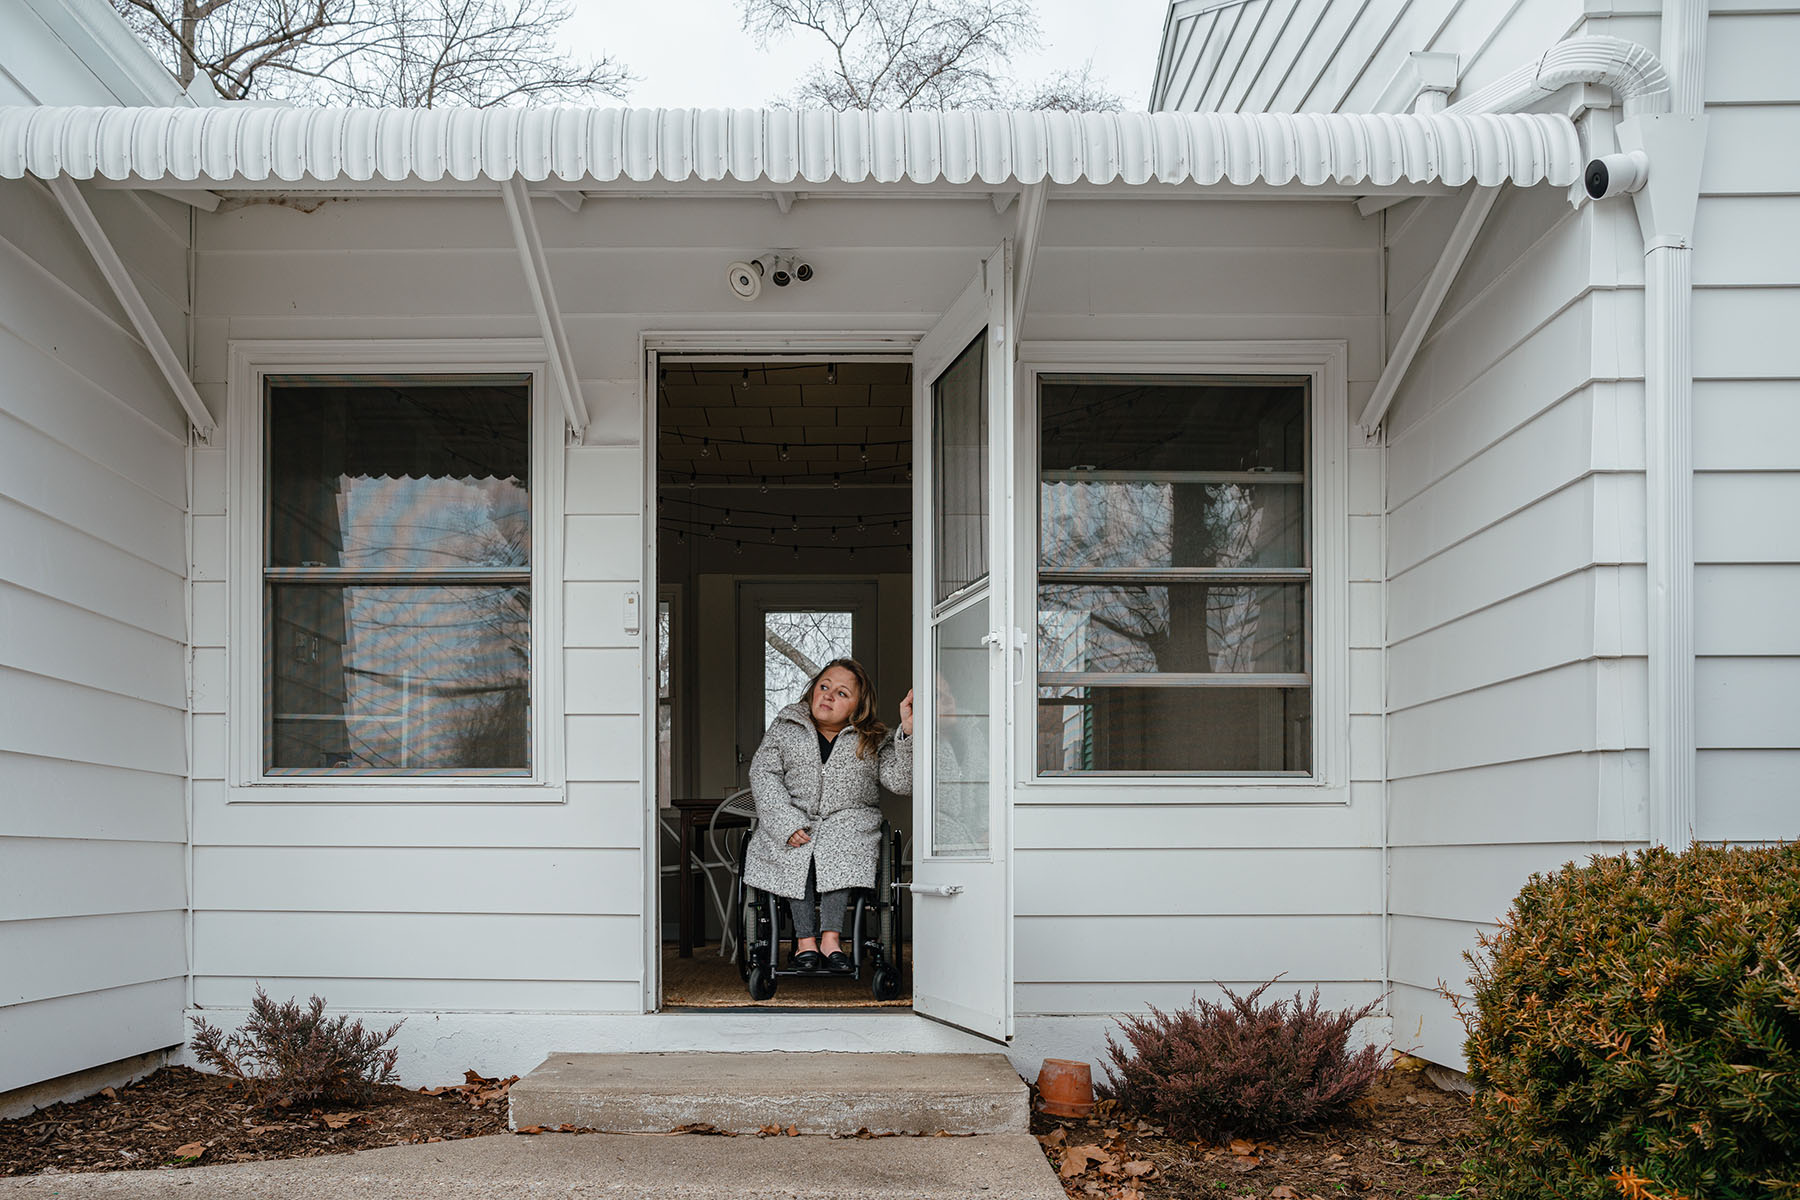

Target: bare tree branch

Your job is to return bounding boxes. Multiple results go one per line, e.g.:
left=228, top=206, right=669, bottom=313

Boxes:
left=113, top=0, right=631, bottom=106
left=743, top=0, right=1117, bottom=111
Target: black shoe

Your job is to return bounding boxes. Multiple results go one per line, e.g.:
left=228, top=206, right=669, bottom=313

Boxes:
left=789, top=949, right=825, bottom=972
left=826, top=950, right=853, bottom=974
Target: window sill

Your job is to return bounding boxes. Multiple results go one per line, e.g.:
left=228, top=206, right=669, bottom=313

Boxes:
left=226, top=782, right=568, bottom=805
left=1015, top=777, right=1351, bottom=806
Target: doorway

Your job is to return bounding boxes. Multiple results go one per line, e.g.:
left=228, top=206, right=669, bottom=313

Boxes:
left=652, top=356, right=914, bottom=1010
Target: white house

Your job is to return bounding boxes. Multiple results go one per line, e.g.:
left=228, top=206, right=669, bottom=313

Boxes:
left=2, top=0, right=1794, bottom=1113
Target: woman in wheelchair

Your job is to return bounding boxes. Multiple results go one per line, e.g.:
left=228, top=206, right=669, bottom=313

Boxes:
left=742, top=658, right=913, bottom=974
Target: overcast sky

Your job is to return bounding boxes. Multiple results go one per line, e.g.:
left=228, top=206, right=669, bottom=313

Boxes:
left=556, top=0, right=1172, bottom=110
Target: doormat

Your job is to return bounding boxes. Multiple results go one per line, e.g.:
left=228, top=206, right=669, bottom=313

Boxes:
left=661, top=944, right=913, bottom=1009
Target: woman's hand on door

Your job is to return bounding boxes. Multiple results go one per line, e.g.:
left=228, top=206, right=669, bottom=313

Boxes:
left=899, top=689, right=914, bottom=737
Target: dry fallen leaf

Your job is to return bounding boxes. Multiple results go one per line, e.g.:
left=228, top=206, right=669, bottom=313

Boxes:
left=1037, top=1127, right=1068, bottom=1147
left=172, top=1142, right=206, bottom=1160
left=319, top=1113, right=355, bottom=1130
left=515, top=1125, right=546, bottom=1135
left=100, top=1088, right=118, bottom=1101
left=758, top=1124, right=782, bottom=1137
left=1271, top=1187, right=1299, bottom=1200
left=1059, top=1143, right=1114, bottom=1179
left=1123, top=1160, right=1156, bottom=1178
left=1228, top=1138, right=1258, bottom=1156
left=786, top=1125, right=799, bottom=1137
left=146, top=1122, right=174, bottom=1133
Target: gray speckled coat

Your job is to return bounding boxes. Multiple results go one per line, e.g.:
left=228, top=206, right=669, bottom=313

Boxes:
left=742, top=702, right=913, bottom=900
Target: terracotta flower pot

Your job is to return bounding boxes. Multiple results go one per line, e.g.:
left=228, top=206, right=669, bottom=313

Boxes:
left=1036, top=1058, right=1095, bottom=1118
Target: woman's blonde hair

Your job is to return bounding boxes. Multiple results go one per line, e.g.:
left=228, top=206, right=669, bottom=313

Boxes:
left=802, top=657, right=888, bottom=759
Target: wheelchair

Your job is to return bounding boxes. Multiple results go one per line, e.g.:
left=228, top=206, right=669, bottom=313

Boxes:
left=731, top=823, right=907, bottom=1003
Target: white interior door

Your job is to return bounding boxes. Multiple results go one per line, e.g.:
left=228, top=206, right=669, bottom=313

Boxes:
left=911, top=245, right=1015, bottom=1042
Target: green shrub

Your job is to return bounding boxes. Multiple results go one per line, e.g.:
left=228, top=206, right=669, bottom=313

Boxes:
left=190, top=987, right=404, bottom=1111
left=1461, top=843, right=1800, bottom=1200
left=1098, top=979, right=1386, bottom=1143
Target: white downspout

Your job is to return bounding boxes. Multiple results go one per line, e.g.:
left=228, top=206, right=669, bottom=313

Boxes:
left=1633, top=1, right=1707, bottom=850
left=1450, top=27, right=1705, bottom=850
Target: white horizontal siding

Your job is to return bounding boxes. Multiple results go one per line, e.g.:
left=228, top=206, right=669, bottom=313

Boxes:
left=0, top=171, right=190, bottom=1093
left=1685, top=13, right=1800, bottom=841
left=1015, top=915, right=1381, bottom=984
left=1016, top=849, right=1381, bottom=917
left=1383, top=172, right=1646, bottom=1068
left=191, top=976, right=643, bottom=1013
left=192, top=912, right=640, bottom=980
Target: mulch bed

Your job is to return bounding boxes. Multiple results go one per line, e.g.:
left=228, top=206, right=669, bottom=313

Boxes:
left=0, top=1066, right=513, bottom=1177
left=1032, top=1066, right=1476, bottom=1200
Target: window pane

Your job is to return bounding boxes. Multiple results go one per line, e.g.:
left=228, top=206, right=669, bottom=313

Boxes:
left=1039, top=583, right=1305, bottom=675
left=270, top=584, right=529, bottom=771
left=763, top=610, right=855, bottom=730
left=268, top=382, right=529, bottom=570
left=932, top=334, right=988, bottom=604
left=1037, top=686, right=1310, bottom=774
left=1041, top=378, right=1304, bottom=474
left=1040, top=480, right=1303, bottom=570
left=932, top=599, right=990, bottom=858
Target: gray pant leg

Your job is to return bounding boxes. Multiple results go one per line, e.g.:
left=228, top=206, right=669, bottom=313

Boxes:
left=789, top=862, right=820, bottom=939
left=817, top=887, right=851, bottom=935
left=788, top=861, right=851, bottom=940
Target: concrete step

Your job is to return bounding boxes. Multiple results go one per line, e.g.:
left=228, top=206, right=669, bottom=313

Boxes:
left=0, top=1128, right=1066, bottom=1199
left=508, top=1052, right=1031, bottom=1135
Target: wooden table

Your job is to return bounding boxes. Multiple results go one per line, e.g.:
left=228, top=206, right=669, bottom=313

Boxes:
left=671, top=796, right=751, bottom=958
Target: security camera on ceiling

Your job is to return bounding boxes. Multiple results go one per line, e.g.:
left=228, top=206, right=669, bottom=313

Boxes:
left=726, top=252, right=815, bottom=301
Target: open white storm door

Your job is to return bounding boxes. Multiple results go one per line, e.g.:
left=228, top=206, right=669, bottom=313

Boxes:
left=911, top=245, right=1016, bottom=1042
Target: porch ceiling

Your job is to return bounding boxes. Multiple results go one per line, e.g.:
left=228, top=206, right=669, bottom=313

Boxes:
left=0, top=106, right=1583, bottom=194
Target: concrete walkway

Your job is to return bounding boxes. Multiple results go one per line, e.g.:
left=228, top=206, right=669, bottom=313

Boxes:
left=0, top=1130, right=1066, bottom=1199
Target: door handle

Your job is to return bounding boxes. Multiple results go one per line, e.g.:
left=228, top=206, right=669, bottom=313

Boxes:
left=1011, top=626, right=1027, bottom=687
left=908, top=883, right=965, bottom=897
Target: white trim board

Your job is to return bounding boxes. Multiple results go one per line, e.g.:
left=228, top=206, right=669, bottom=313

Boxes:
left=224, top=338, right=567, bottom=801
left=1014, top=340, right=1353, bottom=801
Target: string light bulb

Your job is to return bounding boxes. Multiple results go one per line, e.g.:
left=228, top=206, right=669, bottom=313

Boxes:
left=699, top=437, right=711, bottom=458
left=739, top=368, right=750, bottom=389
left=779, top=444, right=790, bottom=461
left=832, top=473, right=841, bottom=489
left=826, top=362, right=837, bottom=384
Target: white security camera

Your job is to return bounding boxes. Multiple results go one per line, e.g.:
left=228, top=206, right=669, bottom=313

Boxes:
left=770, top=256, right=794, bottom=287
left=1584, top=151, right=1650, bottom=200
left=793, top=261, right=813, bottom=282
left=726, top=259, right=763, bottom=302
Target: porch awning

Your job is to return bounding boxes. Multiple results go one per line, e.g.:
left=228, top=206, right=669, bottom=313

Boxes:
left=0, top=105, right=1583, bottom=190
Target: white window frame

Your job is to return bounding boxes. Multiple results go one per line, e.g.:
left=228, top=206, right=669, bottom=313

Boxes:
left=226, top=339, right=566, bottom=802
left=1013, top=340, right=1350, bottom=799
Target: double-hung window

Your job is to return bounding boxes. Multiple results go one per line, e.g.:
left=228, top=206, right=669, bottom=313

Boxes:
left=1035, top=374, right=1313, bottom=776
left=261, top=376, right=533, bottom=776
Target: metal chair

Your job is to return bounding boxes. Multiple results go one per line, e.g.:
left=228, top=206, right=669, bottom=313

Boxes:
left=699, top=787, right=757, bottom=958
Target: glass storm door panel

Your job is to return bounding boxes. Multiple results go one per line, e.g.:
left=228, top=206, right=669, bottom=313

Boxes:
left=912, top=245, right=1015, bottom=1042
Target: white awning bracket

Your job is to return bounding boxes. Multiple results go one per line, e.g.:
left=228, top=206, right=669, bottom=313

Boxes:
left=1358, top=184, right=1501, bottom=434
left=46, top=175, right=215, bottom=441
left=1011, top=182, right=1049, bottom=347
left=500, top=176, right=589, bottom=442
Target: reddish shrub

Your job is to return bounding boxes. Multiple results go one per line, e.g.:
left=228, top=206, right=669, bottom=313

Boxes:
left=1099, top=979, right=1386, bottom=1143
left=190, top=986, right=403, bottom=1111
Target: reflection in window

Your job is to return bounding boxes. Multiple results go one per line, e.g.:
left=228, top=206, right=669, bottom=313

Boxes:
left=1036, top=376, right=1310, bottom=775
left=658, top=597, right=673, bottom=805
left=264, top=379, right=531, bottom=773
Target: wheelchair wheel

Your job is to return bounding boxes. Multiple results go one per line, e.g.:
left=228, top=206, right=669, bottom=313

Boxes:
left=748, top=965, right=777, bottom=1001
left=871, top=965, right=901, bottom=1002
